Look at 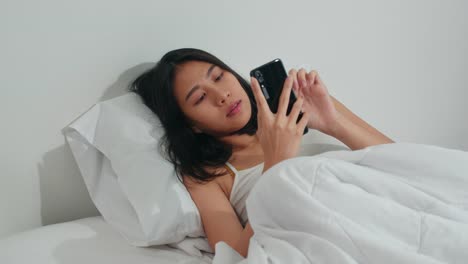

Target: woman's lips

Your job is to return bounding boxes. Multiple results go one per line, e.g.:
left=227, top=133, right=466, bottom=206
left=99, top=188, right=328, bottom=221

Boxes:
left=227, top=100, right=242, bottom=117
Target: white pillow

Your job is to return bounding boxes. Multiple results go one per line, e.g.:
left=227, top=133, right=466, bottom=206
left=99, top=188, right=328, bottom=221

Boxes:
left=63, top=93, right=204, bottom=246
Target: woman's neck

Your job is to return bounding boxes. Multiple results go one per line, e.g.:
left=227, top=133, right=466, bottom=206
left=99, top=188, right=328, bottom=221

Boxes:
left=222, top=133, right=264, bottom=169
left=220, top=133, right=259, bottom=152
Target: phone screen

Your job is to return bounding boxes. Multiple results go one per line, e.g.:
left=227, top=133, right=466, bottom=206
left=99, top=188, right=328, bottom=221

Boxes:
left=250, top=59, right=308, bottom=134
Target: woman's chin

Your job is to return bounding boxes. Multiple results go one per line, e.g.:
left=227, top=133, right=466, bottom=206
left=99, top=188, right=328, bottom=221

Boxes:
left=229, top=114, right=254, bottom=135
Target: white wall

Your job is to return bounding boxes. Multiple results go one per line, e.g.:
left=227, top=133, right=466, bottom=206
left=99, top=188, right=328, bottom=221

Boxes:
left=1, top=0, right=467, bottom=238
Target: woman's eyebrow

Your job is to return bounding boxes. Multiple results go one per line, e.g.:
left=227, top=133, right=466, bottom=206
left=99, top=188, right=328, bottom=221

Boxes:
left=205, top=64, right=217, bottom=78
left=184, top=64, right=217, bottom=102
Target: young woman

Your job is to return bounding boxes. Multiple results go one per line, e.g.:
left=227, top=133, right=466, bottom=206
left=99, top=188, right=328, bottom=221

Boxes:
left=130, top=48, right=394, bottom=257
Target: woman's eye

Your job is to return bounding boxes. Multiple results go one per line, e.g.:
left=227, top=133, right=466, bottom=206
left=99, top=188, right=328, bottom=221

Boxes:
left=215, top=72, right=224, bottom=81
left=195, top=93, right=205, bottom=105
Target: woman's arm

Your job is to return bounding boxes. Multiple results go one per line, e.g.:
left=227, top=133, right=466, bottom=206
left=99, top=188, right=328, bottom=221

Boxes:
left=233, top=221, right=254, bottom=258
left=328, top=96, right=394, bottom=150
left=184, top=176, right=249, bottom=257
left=289, top=68, right=394, bottom=151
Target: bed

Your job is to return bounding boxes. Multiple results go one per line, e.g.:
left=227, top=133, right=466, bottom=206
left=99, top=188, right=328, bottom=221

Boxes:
left=3, top=93, right=466, bottom=264
left=0, top=216, right=213, bottom=264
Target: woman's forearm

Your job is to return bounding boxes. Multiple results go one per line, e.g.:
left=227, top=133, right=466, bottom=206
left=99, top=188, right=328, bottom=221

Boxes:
left=329, top=96, right=394, bottom=150
left=233, top=221, right=254, bottom=258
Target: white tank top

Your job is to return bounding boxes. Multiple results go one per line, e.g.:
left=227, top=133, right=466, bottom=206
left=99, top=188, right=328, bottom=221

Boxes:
left=225, top=161, right=264, bottom=227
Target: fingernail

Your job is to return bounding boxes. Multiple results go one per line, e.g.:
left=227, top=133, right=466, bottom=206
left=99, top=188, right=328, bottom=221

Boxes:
left=250, top=77, right=256, bottom=86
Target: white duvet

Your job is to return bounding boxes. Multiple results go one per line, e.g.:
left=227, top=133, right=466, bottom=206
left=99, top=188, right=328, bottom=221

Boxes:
left=212, top=143, right=468, bottom=264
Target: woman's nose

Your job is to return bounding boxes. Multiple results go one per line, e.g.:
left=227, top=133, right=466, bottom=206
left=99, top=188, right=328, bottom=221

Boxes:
left=216, top=90, right=231, bottom=105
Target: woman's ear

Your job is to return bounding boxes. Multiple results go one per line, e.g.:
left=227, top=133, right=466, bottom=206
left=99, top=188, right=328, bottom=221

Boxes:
left=185, top=117, right=202, bottom=133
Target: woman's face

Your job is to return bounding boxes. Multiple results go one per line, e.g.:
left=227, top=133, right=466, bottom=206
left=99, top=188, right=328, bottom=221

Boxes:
left=174, top=61, right=252, bottom=136
left=173, top=60, right=252, bottom=136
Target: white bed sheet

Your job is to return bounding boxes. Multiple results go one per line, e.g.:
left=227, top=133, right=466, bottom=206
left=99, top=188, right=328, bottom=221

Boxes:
left=0, top=216, right=213, bottom=264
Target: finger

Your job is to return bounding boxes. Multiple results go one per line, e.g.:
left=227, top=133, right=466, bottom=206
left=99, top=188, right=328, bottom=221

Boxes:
left=288, top=68, right=299, bottom=95
left=307, top=70, right=329, bottom=95
left=297, top=68, right=308, bottom=89
left=250, top=77, right=270, bottom=114
left=306, top=70, right=317, bottom=86
left=315, top=71, right=326, bottom=87
left=287, top=96, right=304, bottom=127
left=306, top=71, right=317, bottom=85
left=296, top=110, right=311, bottom=133
left=277, top=75, right=294, bottom=116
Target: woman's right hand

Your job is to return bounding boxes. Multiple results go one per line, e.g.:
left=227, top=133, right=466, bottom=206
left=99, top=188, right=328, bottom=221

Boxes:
left=250, top=75, right=311, bottom=173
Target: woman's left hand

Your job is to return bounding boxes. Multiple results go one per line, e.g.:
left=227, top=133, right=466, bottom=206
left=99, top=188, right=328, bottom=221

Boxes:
left=289, top=68, right=341, bottom=134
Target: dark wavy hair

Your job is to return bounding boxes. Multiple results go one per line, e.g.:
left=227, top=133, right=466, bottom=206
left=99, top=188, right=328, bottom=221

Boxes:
left=129, top=48, right=258, bottom=184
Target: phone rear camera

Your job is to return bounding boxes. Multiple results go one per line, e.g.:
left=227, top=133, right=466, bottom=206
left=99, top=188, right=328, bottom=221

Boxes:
left=254, top=70, right=264, bottom=83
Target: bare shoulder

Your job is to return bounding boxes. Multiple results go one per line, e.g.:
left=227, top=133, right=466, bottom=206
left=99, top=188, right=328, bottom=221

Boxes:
left=182, top=166, right=226, bottom=189
left=182, top=165, right=233, bottom=196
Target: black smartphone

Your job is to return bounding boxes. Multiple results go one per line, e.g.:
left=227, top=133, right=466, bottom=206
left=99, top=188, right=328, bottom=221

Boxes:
left=250, top=58, right=308, bottom=135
